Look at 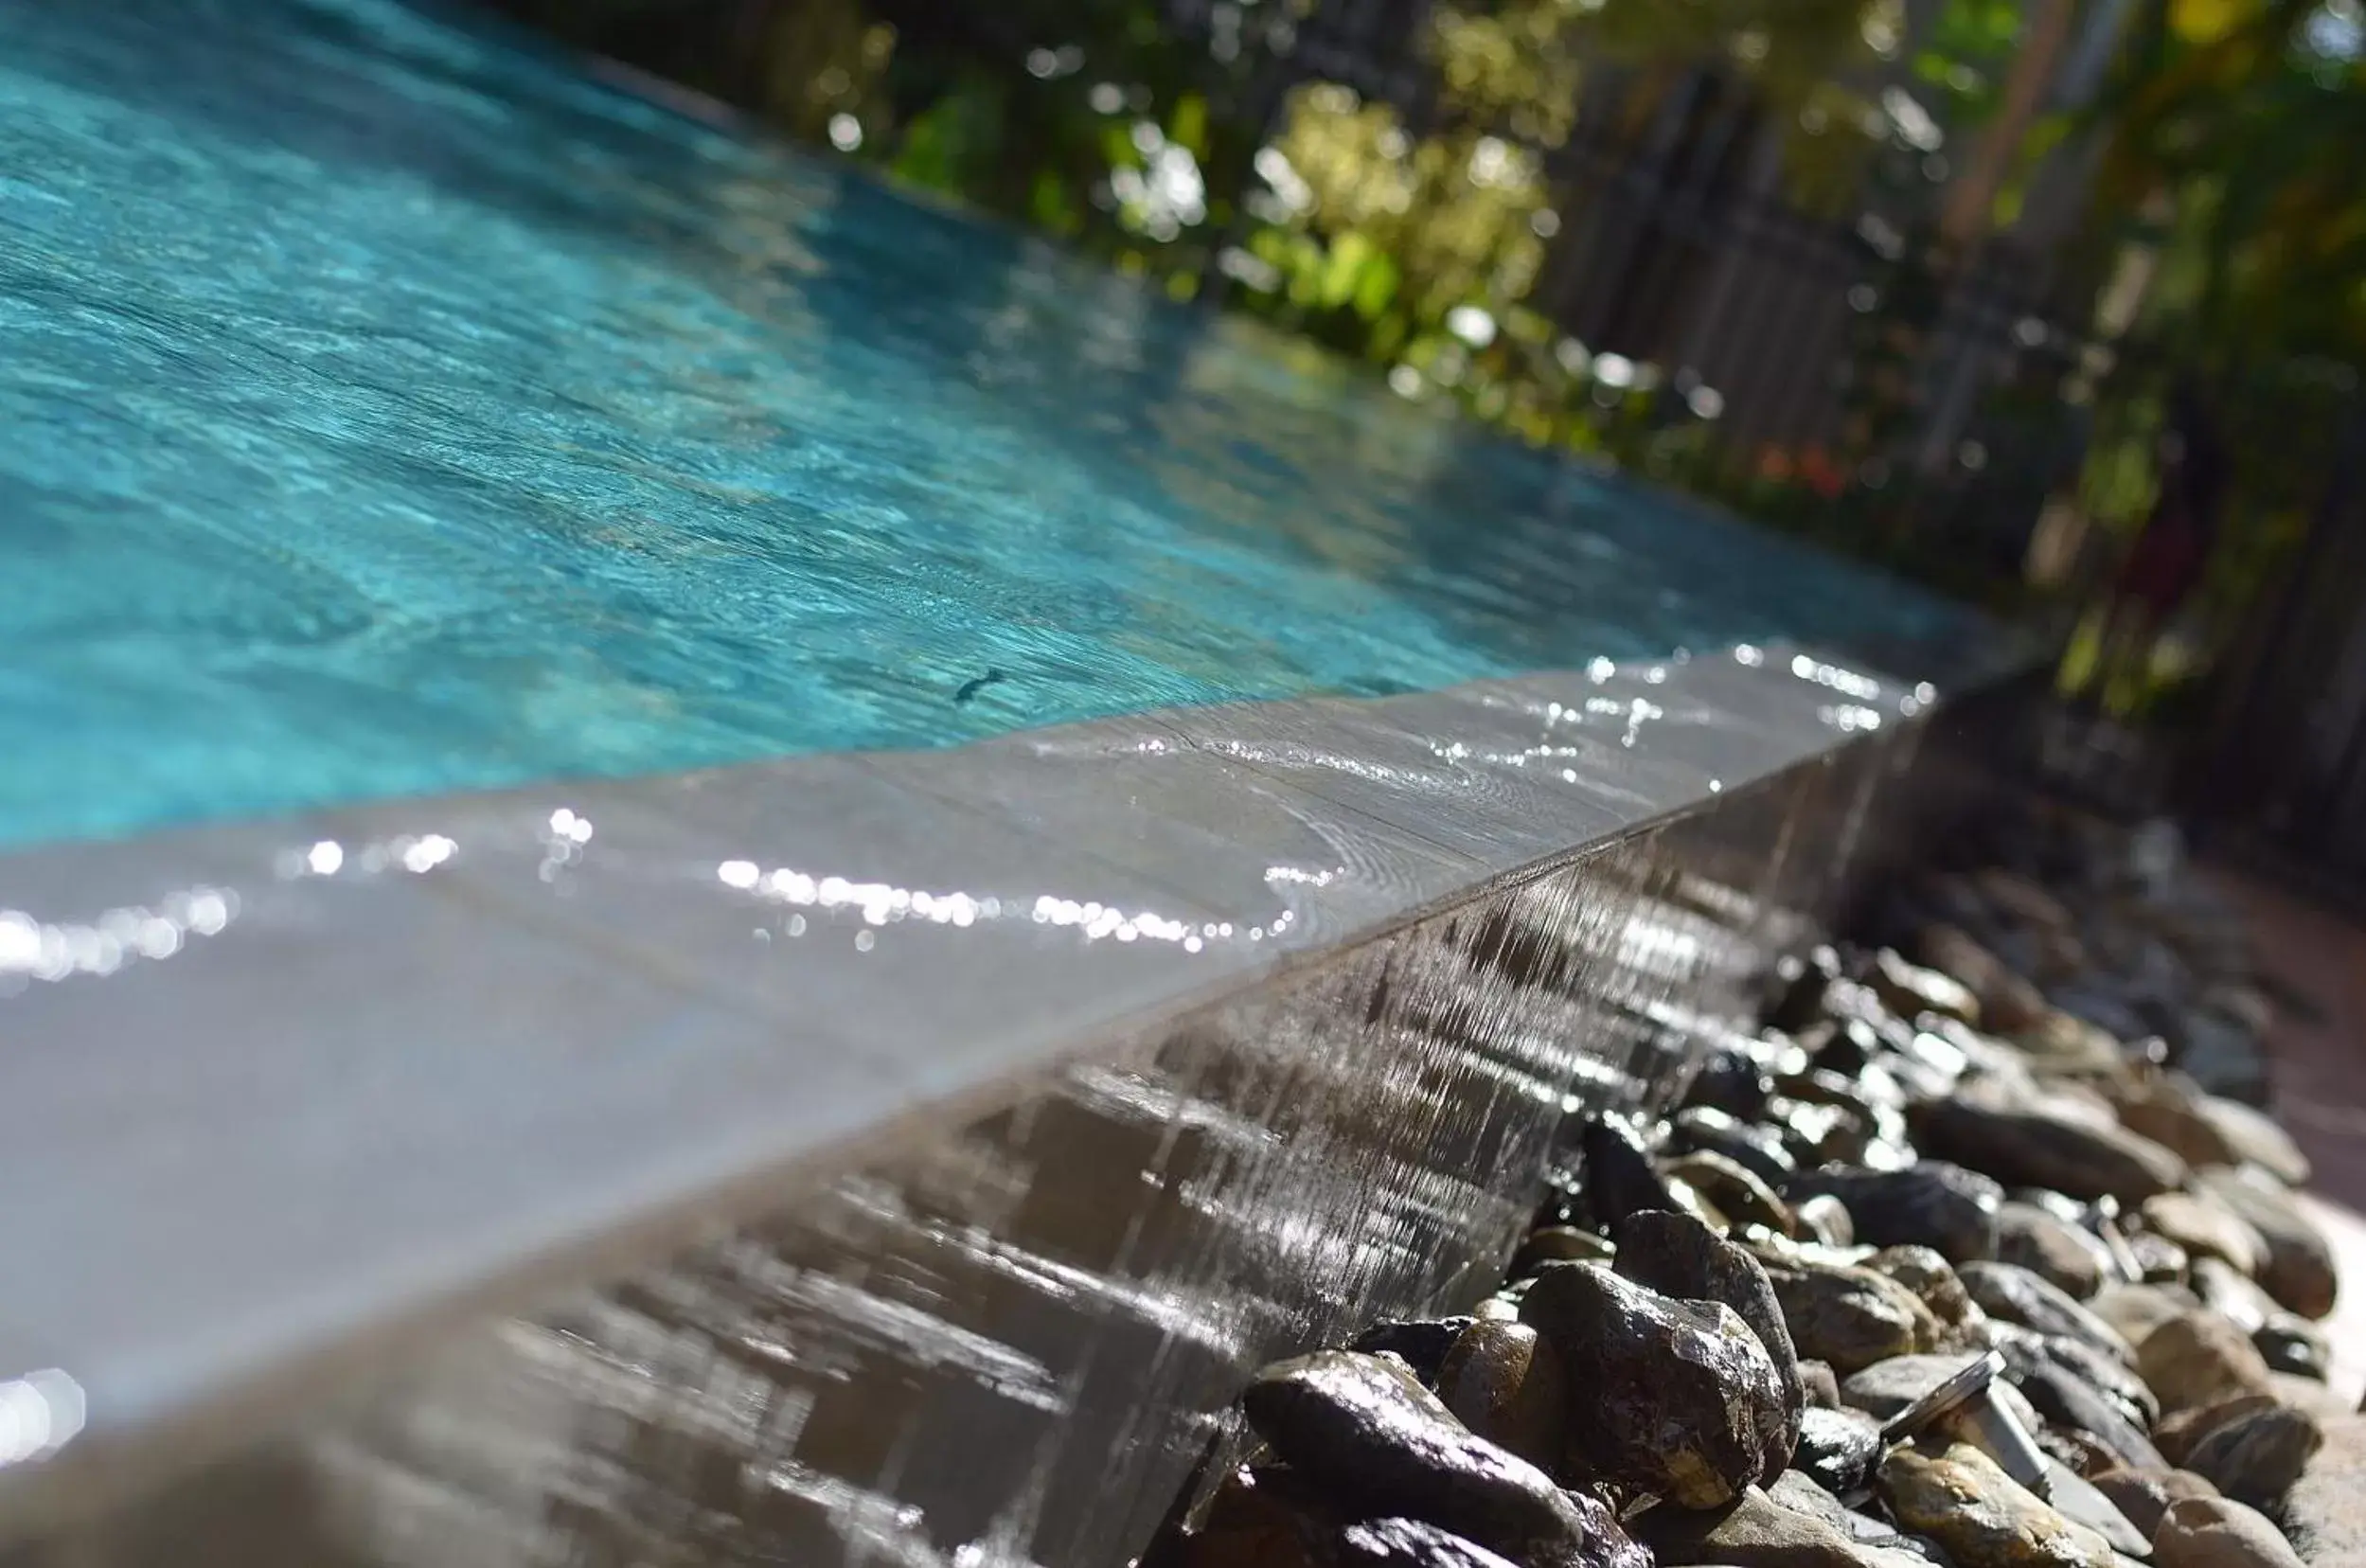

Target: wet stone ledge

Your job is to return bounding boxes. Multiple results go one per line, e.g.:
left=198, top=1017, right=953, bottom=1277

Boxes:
left=0, top=646, right=1958, bottom=1563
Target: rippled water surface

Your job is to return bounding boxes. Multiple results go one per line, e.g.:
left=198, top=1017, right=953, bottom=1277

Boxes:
left=1, top=0, right=2001, bottom=847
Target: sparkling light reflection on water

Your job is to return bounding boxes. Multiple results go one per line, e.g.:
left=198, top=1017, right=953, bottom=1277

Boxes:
left=1, top=0, right=1999, bottom=849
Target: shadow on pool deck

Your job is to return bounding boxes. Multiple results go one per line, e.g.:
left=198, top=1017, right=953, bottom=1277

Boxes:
left=2210, top=866, right=2366, bottom=1402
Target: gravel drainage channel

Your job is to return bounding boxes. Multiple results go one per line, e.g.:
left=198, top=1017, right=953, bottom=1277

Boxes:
left=1146, top=831, right=2352, bottom=1568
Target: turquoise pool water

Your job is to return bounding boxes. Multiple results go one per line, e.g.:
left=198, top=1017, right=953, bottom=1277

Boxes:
left=0, top=0, right=2005, bottom=849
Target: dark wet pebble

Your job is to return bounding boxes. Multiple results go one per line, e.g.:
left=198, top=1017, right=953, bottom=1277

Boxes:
left=1768, top=946, right=1845, bottom=1034
left=1665, top=1150, right=1799, bottom=1236
left=1350, top=1319, right=1475, bottom=1384
left=1153, top=1467, right=1340, bottom=1568
left=1511, top=1227, right=1615, bottom=1278
left=1521, top=1260, right=1790, bottom=1508
left=1240, top=1350, right=1613, bottom=1568
left=1582, top=1116, right=1697, bottom=1228
left=1674, top=1106, right=1799, bottom=1188
left=1913, top=1092, right=2190, bottom=1205
left=1795, top=1405, right=1886, bottom=1494
left=2253, top=1312, right=2331, bottom=1381
left=1993, top=1335, right=2165, bottom=1472
left=1787, top=1165, right=2002, bottom=1264
left=2181, top=1403, right=2323, bottom=1511
left=1957, top=1262, right=2135, bottom=1367
left=1994, top=1202, right=2110, bottom=1300
left=1683, top=1041, right=1777, bottom=1120
left=1436, top=1319, right=1567, bottom=1471
left=1614, top=1208, right=1804, bottom=1476
left=1335, top=1517, right=1523, bottom=1568
left=2032, top=1332, right=2158, bottom=1429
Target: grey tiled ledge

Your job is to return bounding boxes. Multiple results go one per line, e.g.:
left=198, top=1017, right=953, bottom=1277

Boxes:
left=0, top=641, right=1931, bottom=1528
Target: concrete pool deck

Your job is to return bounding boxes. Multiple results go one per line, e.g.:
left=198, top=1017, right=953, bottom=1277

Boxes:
left=0, top=641, right=1941, bottom=1541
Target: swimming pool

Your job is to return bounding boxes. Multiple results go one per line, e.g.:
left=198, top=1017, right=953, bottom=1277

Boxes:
left=0, top=0, right=2007, bottom=850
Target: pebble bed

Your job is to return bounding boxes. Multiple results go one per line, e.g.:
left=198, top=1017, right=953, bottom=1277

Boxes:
left=1142, top=815, right=2359, bottom=1568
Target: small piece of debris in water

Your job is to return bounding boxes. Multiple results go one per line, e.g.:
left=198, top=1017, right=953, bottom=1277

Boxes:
left=954, top=669, right=1009, bottom=704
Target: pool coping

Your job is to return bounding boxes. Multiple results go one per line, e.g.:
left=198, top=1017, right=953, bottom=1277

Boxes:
left=0, top=640, right=1934, bottom=1527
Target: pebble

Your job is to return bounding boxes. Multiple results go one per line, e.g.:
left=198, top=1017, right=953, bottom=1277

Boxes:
left=1521, top=1261, right=1790, bottom=1507
left=2129, top=1233, right=2193, bottom=1285
left=1336, top=1517, right=1527, bottom=1568
left=2141, top=1195, right=2268, bottom=1279
left=2254, top=1315, right=2332, bottom=1381
left=2088, top=1284, right=2204, bottom=1349
left=1614, top=1208, right=1805, bottom=1476
left=1350, top=1319, right=1475, bottom=1383
left=1511, top=1227, right=1616, bottom=1278
left=2189, top=1259, right=2279, bottom=1335
left=2151, top=1497, right=2305, bottom=1568
left=1996, top=1202, right=2111, bottom=1299
left=2045, top=1461, right=2155, bottom=1558
left=1959, top=1263, right=2137, bottom=1367
left=1158, top=1467, right=1338, bottom=1568
left=1683, top=1042, right=1775, bottom=1120
left=1801, top=1360, right=1844, bottom=1407
left=1795, top=1404, right=1888, bottom=1494
left=2158, top=1398, right=2282, bottom=1467
left=1582, top=1117, right=1699, bottom=1229
left=1872, top=949, right=1984, bottom=1027
left=2189, top=1170, right=2338, bottom=1321
left=2033, top=1331, right=2161, bottom=1428
left=1637, top=1482, right=1934, bottom=1568
left=1914, top=1092, right=2191, bottom=1206
left=1435, top=1320, right=1567, bottom=1471
left=2180, top=1404, right=2323, bottom=1510
left=1674, top=1106, right=1800, bottom=1188
left=2134, top=1313, right=2276, bottom=1415
left=1879, top=1442, right=2115, bottom=1568
left=1992, top=1334, right=2165, bottom=1472
left=1770, top=1469, right=1941, bottom=1556
left=1239, top=1351, right=1622, bottom=1568
left=2194, top=1099, right=2310, bottom=1189
left=1868, top=1246, right=1984, bottom=1329
left=1666, top=1150, right=1800, bottom=1237
left=1801, top=1195, right=1859, bottom=1248
left=1918, top=925, right=2053, bottom=1032
left=1763, top=1254, right=1946, bottom=1374
left=2279, top=1414, right=2366, bottom=1564
left=2086, top=1468, right=2220, bottom=1539
left=1788, top=1164, right=2005, bottom=1264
